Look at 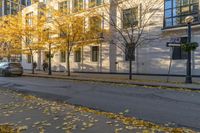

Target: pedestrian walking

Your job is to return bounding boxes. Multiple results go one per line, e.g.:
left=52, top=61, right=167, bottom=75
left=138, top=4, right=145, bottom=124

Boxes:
left=33, top=61, right=37, bottom=71
left=42, top=60, right=48, bottom=72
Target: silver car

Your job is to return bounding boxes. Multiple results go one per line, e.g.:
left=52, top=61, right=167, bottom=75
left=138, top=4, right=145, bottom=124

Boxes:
left=0, top=62, right=23, bottom=77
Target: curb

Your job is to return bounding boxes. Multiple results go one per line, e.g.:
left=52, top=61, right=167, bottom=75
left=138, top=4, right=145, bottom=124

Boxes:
left=23, top=74, right=200, bottom=91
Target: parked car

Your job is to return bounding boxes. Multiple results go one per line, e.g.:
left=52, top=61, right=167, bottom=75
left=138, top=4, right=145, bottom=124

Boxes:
left=0, top=62, right=23, bottom=77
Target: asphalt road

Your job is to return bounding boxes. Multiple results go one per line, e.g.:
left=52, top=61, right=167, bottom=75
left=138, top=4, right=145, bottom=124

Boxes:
left=0, top=76, right=200, bottom=131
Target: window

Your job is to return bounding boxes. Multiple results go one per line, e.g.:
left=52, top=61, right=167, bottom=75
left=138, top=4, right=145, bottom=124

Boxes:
left=26, top=35, right=33, bottom=45
left=47, top=12, right=53, bottom=23
left=73, top=0, right=83, bottom=12
left=5, top=1, right=10, bottom=15
left=72, top=17, right=85, bottom=34
left=172, top=37, right=188, bottom=60
left=122, top=7, right=138, bottom=29
left=172, top=47, right=187, bottom=59
left=9, top=63, right=22, bottom=68
left=164, top=0, right=199, bottom=28
left=26, top=12, right=33, bottom=26
left=60, top=31, right=66, bottom=37
left=27, top=0, right=31, bottom=6
left=125, top=44, right=135, bottom=61
left=27, top=55, right=32, bottom=63
left=89, top=0, right=102, bottom=7
left=89, top=16, right=101, bottom=32
left=74, top=48, right=81, bottom=62
left=59, top=1, right=70, bottom=13
left=60, top=51, right=66, bottom=63
left=91, top=46, right=99, bottom=62
left=0, top=0, right=2, bottom=16
left=11, top=3, right=18, bottom=14
left=21, top=0, right=27, bottom=6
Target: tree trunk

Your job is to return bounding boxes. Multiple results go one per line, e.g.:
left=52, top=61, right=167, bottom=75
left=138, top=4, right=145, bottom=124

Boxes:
left=7, top=51, right=11, bottom=62
left=129, top=60, right=132, bottom=80
left=31, top=55, right=35, bottom=74
left=7, top=55, right=11, bottom=62
left=67, top=52, right=70, bottom=76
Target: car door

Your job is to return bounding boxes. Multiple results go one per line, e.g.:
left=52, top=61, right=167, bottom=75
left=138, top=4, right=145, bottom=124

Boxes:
left=0, top=63, right=5, bottom=75
left=0, top=63, right=8, bottom=75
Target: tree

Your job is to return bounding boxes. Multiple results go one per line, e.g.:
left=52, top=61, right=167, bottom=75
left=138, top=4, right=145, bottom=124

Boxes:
left=47, top=6, right=101, bottom=76
left=0, top=16, right=22, bottom=62
left=96, top=0, right=163, bottom=79
left=0, top=12, right=46, bottom=74
left=40, top=27, right=58, bottom=75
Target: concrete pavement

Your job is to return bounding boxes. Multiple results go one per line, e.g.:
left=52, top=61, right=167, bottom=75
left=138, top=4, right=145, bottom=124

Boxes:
left=0, top=76, right=200, bottom=131
left=23, top=70, right=200, bottom=90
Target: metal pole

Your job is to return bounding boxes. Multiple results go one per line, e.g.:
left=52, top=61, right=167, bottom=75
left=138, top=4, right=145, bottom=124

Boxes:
left=129, top=60, right=132, bottom=80
left=185, top=22, right=192, bottom=83
left=48, top=43, right=52, bottom=75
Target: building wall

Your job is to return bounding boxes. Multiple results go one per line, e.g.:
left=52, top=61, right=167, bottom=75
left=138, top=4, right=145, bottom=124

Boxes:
left=21, top=0, right=200, bottom=76
left=21, top=2, right=44, bottom=70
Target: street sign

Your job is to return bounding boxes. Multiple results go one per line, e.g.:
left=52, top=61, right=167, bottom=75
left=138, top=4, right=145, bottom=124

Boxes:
left=170, top=37, right=181, bottom=43
left=166, top=43, right=181, bottom=47
left=166, top=37, right=181, bottom=47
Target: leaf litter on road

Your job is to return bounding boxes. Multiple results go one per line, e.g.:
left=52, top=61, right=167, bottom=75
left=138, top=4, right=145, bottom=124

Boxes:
left=0, top=89, right=197, bottom=133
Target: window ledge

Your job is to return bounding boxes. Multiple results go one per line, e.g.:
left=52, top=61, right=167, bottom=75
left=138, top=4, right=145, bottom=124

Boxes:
left=162, top=23, right=200, bottom=32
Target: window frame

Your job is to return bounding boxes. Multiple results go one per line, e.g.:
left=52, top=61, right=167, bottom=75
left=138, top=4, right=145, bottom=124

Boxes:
left=26, top=34, right=33, bottom=45
left=172, top=37, right=188, bottom=60
left=164, top=0, right=199, bottom=28
left=25, top=12, right=34, bottom=26
left=91, top=46, right=99, bottom=62
left=27, top=54, right=32, bottom=63
left=88, top=0, right=102, bottom=8
left=73, top=0, right=84, bottom=12
left=89, top=16, right=102, bottom=32
left=172, top=47, right=188, bottom=60
left=59, top=1, right=70, bottom=13
left=74, top=48, right=81, bottom=62
left=122, top=7, right=138, bottom=29
left=60, top=51, right=66, bottom=63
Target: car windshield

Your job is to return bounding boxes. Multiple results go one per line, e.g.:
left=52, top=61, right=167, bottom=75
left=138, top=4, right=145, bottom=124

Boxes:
left=9, top=63, right=21, bottom=67
left=0, top=62, right=8, bottom=67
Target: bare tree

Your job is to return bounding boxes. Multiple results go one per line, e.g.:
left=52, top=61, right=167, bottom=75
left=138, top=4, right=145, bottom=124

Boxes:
left=97, top=0, right=163, bottom=79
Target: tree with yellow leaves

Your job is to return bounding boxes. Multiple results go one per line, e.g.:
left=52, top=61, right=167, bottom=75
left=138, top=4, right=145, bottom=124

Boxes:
left=0, top=16, right=22, bottom=62
left=0, top=11, right=46, bottom=74
left=46, top=6, right=102, bottom=76
left=22, top=11, right=47, bottom=74
left=39, top=25, right=59, bottom=75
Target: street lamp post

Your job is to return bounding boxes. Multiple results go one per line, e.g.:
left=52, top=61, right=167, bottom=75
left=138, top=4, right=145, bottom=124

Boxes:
left=185, top=16, right=194, bottom=83
left=44, top=28, right=52, bottom=75
left=48, top=43, right=52, bottom=75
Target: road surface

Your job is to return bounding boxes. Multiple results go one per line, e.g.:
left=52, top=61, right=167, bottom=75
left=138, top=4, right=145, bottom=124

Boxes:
left=0, top=76, right=200, bottom=131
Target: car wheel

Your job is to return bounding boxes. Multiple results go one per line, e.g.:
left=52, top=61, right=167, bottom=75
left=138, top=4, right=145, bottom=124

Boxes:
left=18, top=73, right=23, bottom=76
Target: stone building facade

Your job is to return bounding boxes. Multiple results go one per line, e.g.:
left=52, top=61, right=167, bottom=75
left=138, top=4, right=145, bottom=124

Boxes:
left=21, top=0, right=200, bottom=76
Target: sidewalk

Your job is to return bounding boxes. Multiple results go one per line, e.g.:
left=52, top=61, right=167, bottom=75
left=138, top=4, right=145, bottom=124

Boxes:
left=23, top=70, right=200, bottom=90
